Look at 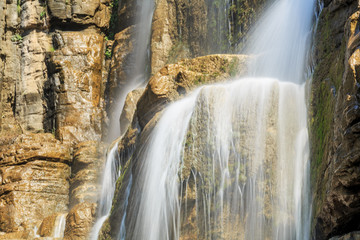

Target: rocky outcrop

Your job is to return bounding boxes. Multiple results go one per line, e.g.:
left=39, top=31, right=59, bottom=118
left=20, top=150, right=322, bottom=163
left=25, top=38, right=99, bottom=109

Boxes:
left=48, top=29, right=105, bottom=144
left=69, top=141, right=106, bottom=208
left=63, top=202, right=96, bottom=240
left=119, top=88, right=144, bottom=134
left=0, top=133, right=71, bottom=237
left=137, top=54, right=248, bottom=128
left=99, top=54, right=249, bottom=239
left=0, top=0, right=111, bottom=238
left=310, top=0, right=360, bottom=239
left=150, top=0, right=267, bottom=74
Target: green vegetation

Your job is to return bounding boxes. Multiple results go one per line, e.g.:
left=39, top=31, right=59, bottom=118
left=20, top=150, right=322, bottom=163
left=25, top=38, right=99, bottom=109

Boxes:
left=105, top=47, right=112, bottom=59
left=309, top=10, right=347, bottom=232
left=40, top=9, right=46, bottom=19
left=11, top=34, right=23, bottom=42
left=108, top=0, right=120, bottom=40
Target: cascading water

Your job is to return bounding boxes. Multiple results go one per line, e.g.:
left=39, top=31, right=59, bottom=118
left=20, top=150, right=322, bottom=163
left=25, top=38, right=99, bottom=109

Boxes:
left=122, top=0, right=315, bottom=239
left=53, top=213, right=67, bottom=239
left=107, top=0, right=155, bottom=140
left=90, top=143, right=120, bottom=240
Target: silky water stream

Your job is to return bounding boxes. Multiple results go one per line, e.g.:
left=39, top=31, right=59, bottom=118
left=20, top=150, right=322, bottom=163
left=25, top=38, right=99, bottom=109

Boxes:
left=94, top=0, right=316, bottom=239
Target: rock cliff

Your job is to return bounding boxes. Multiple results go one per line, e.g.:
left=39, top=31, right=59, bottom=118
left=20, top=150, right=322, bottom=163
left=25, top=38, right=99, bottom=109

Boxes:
left=310, top=0, right=360, bottom=239
left=1, top=0, right=360, bottom=239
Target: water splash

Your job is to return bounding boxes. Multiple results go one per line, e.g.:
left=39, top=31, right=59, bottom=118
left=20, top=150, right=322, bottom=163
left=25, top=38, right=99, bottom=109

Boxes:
left=90, top=143, right=120, bottom=240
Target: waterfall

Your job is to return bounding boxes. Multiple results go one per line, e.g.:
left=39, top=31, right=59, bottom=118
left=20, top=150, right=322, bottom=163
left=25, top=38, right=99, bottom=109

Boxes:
left=90, top=143, right=120, bottom=240
left=246, top=0, right=315, bottom=83
left=107, top=0, right=155, bottom=140
left=53, top=213, right=66, bottom=239
left=124, top=0, right=315, bottom=239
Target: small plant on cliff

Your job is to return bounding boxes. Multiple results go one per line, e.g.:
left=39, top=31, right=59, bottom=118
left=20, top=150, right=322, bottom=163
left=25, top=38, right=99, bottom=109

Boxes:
left=17, top=0, right=21, bottom=15
left=105, top=47, right=112, bottom=59
left=11, top=34, right=23, bottom=43
left=40, top=9, right=46, bottom=19
left=108, top=0, right=120, bottom=40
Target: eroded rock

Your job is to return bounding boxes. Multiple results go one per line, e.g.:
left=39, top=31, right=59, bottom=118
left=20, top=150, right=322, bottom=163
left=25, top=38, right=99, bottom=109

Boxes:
left=63, top=202, right=97, bottom=240
left=0, top=133, right=71, bottom=233
left=70, top=141, right=106, bottom=208
left=48, top=29, right=105, bottom=144
left=310, top=0, right=360, bottom=239
left=137, top=54, right=249, bottom=128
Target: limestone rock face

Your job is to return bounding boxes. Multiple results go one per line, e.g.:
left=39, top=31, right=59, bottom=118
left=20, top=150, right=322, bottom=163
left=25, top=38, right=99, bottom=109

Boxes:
left=63, top=202, right=97, bottom=240
left=48, top=0, right=111, bottom=28
left=0, top=133, right=71, bottom=234
left=119, top=88, right=145, bottom=134
left=17, top=31, right=52, bottom=132
left=150, top=0, right=266, bottom=74
left=310, top=0, right=360, bottom=239
left=137, top=54, right=249, bottom=128
left=70, top=141, right=106, bottom=208
left=0, top=0, right=109, bottom=238
left=48, top=29, right=105, bottom=144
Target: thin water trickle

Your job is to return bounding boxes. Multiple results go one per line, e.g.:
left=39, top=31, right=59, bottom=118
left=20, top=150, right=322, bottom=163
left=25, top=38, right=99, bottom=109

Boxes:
left=53, top=213, right=66, bottom=239
left=90, top=143, right=120, bottom=240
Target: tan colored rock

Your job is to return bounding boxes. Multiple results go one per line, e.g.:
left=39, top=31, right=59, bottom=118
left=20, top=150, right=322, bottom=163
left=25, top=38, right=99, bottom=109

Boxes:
left=20, top=0, right=49, bottom=30
left=107, top=26, right=135, bottom=102
left=16, top=30, right=52, bottom=133
left=0, top=133, right=71, bottom=233
left=0, top=2, right=22, bottom=137
left=70, top=141, right=106, bottom=207
left=47, top=0, right=111, bottom=28
left=5, top=0, right=19, bottom=29
left=49, top=29, right=105, bottom=143
left=0, top=231, right=27, bottom=239
left=37, top=213, right=59, bottom=237
left=63, top=202, right=96, bottom=240
left=137, top=54, right=249, bottom=128
left=119, top=88, right=144, bottom=134
left=150, top=0, right=178, bottom=74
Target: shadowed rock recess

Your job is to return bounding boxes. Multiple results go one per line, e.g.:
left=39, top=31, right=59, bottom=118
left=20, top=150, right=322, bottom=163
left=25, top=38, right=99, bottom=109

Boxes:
left=0, top=0, right=359, bottom=239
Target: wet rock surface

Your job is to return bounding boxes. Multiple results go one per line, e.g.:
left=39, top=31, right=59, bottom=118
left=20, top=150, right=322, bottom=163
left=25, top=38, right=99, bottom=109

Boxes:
left=70, top=141, right=106, bottom=208
left=99, top=54, right=249, bottom=239
left=310, top=0, right=360, bottom=239
left=137, top=54, right=249, bottom=128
